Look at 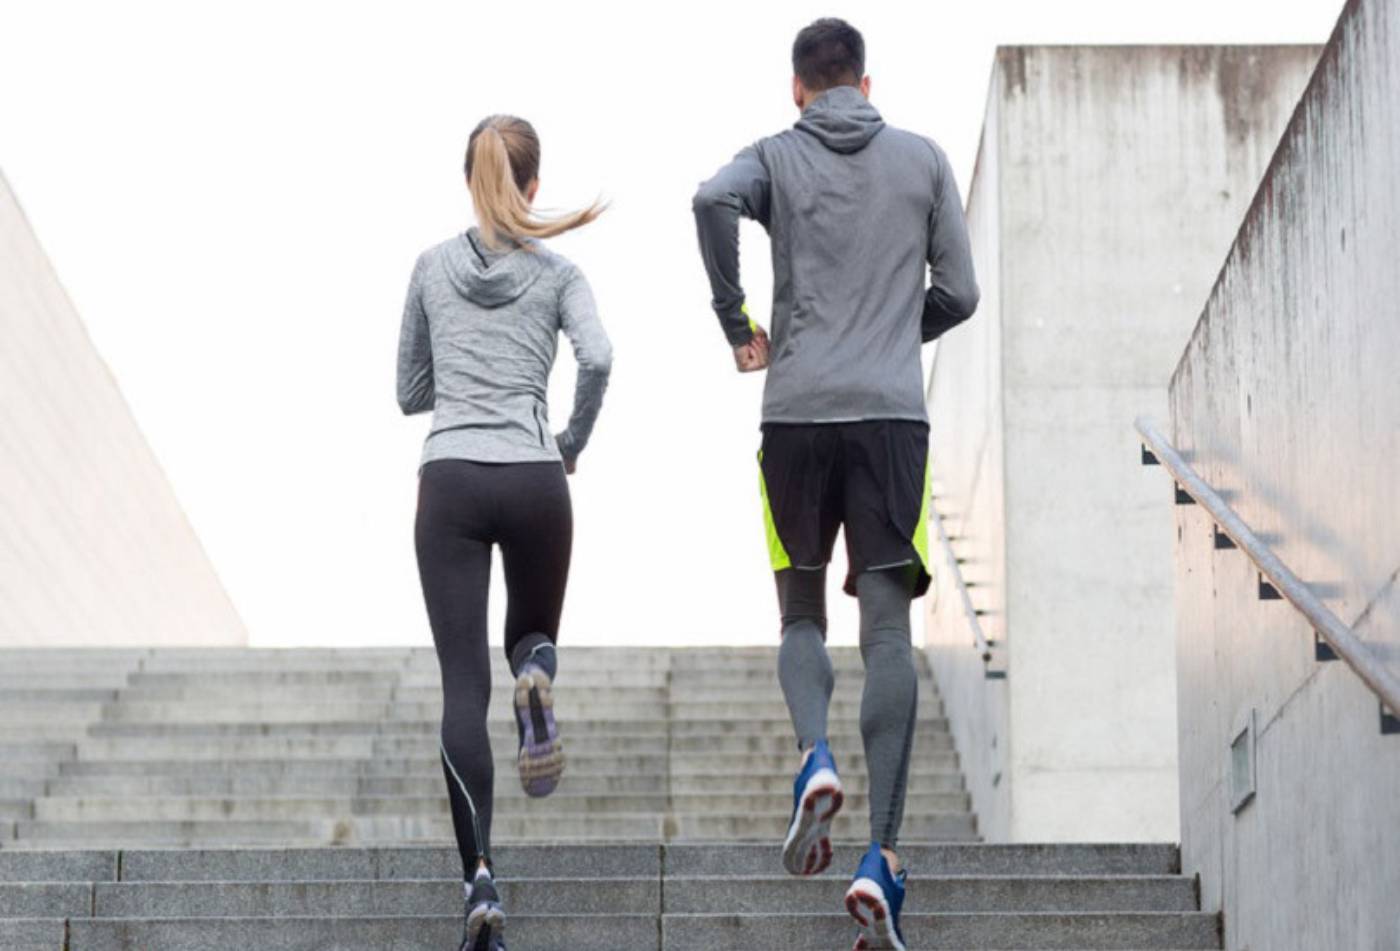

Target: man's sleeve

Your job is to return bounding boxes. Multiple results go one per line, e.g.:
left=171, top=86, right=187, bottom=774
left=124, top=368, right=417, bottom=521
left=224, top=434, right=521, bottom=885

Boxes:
left=692, top=144, right=772, bottom=347
left=922, top=145, right=980, bottom=343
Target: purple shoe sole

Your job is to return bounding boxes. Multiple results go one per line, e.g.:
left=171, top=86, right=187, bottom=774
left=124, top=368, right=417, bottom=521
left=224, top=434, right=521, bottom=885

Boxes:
left=515, top=666, right=565, bottom=798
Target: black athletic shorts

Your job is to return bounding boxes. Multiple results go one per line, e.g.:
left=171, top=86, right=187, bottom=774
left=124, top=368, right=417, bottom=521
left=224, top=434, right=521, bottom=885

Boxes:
left=757, top=420, right=932, bottom=597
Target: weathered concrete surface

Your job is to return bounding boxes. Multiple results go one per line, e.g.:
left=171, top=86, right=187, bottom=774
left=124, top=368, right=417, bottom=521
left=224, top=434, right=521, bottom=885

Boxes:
left=0, top=172, right=244, bottom=646
left=926, top=46, right=1318, bottom=842
left=1168, top=1, right=1400, bottom=948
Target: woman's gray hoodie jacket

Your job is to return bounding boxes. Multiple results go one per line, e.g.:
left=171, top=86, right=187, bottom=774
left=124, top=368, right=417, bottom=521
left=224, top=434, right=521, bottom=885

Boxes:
left=397, top=228, right=612, bottom=466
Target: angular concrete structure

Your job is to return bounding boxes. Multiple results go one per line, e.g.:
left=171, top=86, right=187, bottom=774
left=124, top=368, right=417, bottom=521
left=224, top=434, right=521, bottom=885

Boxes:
left=1167, top=0, right=1400, bottom=947
left=924, top=46, right=1318, bottom=842
left=0, top=172, right=244, bottom=646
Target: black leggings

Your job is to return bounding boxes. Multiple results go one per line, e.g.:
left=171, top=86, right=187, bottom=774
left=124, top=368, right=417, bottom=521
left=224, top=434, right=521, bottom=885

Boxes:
left=414, top=459, right=572, bottom=876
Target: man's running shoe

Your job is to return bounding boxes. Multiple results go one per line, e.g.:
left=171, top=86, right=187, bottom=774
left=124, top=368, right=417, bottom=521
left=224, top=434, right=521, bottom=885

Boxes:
left=515, top=663, right=565, bottom=797
left=781, top=739, right=844, bottom=876
left=461, top=869, right=506, bottom=951
left=844, top=841, right=908, bottom=951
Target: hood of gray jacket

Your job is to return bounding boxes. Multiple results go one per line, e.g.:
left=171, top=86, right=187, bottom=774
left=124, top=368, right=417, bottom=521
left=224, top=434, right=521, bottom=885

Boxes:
left=794, top=85, right=886, bottom=154
left=442, top=228, right=545, bottom=307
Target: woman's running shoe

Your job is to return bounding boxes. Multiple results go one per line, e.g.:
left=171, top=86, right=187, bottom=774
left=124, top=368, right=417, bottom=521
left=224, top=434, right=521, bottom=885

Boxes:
left=461, top=869, right=505, bottom=951
left=515, top=663, right=565, bottom=797
left=781, top=739, right=844, bottom=876
left=844, top=841, right=908, bottom=951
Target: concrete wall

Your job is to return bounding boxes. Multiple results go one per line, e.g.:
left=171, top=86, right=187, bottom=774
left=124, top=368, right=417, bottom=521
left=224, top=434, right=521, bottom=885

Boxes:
left=926, top=46, right=1318, bottom=842
left=0, top=171, right=246, bottom=646
left=1169, top=1, right=1400, bottom=946
left=926, top=72, right=1012, bottom=838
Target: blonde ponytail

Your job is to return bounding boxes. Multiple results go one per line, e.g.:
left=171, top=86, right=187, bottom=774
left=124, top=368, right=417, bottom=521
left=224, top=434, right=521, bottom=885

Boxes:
left=465, top=116, right=606, bottom=250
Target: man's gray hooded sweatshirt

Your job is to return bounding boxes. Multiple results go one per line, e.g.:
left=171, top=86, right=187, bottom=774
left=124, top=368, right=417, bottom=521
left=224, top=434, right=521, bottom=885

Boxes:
left=397, top=227, right=612, bottom=466
left=693, top=85, right=979, bottom=424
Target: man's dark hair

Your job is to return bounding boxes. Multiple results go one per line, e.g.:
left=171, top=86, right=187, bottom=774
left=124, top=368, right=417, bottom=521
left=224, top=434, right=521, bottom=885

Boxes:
left=792, top=18, right=865, bottom=91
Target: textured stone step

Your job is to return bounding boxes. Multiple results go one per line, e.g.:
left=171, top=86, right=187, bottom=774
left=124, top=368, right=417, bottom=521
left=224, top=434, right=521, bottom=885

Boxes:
left=668, top=812, right=977, bottom=842
left=65, top=913, right=657, bottom=951
left=0, top=882, right=92, bottom=917
left=0, top=800, right=34, bottom=820
left=13, top=814, right=676, bottom=847
left=0, top=743, right=75, bottom=762
left=114, top=844, right=658, bottom=881
left=0, top=778, right=47, bottom=798
left=660, top=911, right=1219, bottom=949
left=0, top=916, right=63, bottom=951
left=28, top=790, right=969, bottom=823
left=84, top=718, right=672, bottom=738
left=53, top=753, right=671, bottom=780
left=95, top=700, right=673, bottom=723
left=662, top=875, right=1199, bottom=913
left=0, top=874, right=1199, bottom=920
left=663, top=843, right=1182, bottom=877
left=40, top=771, right=671, bottom=798
left=0, top=689, right=120, bottom=702
left=0, top=851, right=119, bottom=882
left=669, top=750, right=962, bottom=773
left=87, top=876, right=658, bottom=917
left=666, top=732, right=954, bottom=754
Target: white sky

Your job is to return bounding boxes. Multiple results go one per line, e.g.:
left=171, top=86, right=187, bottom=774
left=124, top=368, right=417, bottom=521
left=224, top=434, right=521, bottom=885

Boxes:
left=0, top=0, right=1340, bottom=648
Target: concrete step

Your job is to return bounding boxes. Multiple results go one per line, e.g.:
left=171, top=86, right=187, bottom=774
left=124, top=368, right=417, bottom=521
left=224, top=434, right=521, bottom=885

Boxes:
left=85, top=876, right=659, bottom=917
left=667, top=812, right=977, bottom=841
left=55, top=753, right=672, bottom=778
left=28, top=790, right=970, bottom=823
left=107, top=844, right=657, bottom=881
left=10, top=767, right=968, bottom=801
left=0, top=874, right=1197, bottom=919
left=0, top=800, right=34, bottom=820
left=0, top=843, right=1180, bottom=883
left=660, top=912, right=1219, bottom=949
left=0, top=882, right=91, bottom=917
left=0, top=917, right=62, bottom=951
left=0, top=851, right=120, bottom=882
left=663, top=843, right=1182, bottom=877
left=64, top=913, right=658, bottom=950
left=0, top=743, right=76, bottom=762
left=79, top=717, right=948, bottom=741
left=0, top=778, right=48, bottom=798
left=38, top=771, right=670, bottom=797
left=11, top=810, right=977, bottom=847
left=669, top=750, right=961, bottom=773
left=95, top=701, right=672, bottom=723
left=661, top=874, right=1199, bottom=913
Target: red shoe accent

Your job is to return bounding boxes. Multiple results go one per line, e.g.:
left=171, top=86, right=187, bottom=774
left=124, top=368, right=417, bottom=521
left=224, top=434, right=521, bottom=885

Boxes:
left=845, top=891, right=869, bottom=926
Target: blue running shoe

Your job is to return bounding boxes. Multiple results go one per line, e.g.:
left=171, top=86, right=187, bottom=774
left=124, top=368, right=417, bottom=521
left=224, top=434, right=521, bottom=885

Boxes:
left=844, top=841, right=907, bottom=951
left=781, top=739, right=844, bottom=876
left=462, top=870, right=506, bottom=951
left=515, top=663, right=565, bottom=798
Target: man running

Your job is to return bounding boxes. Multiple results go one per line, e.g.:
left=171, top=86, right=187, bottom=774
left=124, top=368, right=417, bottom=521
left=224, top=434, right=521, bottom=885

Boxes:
left=691, top=17, right=978, bottom=951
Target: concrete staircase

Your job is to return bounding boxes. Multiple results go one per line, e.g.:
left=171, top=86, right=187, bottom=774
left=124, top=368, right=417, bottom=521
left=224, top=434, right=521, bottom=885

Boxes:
left=0, top=647, right=1220, bottom=949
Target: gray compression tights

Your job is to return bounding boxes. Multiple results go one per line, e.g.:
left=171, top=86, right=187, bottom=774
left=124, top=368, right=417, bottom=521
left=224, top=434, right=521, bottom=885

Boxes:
left=776, top=566, right=919, bottom=849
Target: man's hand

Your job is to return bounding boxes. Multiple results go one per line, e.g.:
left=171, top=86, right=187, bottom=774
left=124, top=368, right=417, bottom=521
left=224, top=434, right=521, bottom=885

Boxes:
left=733, top=325, right=771, bottom=373
left=562, top=456, right=578, bottom=476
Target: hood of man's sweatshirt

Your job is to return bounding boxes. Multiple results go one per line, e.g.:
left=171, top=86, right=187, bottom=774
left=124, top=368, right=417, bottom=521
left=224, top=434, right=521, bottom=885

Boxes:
left=442, top=228, right=545, bottom=307
left=794, top=85, right=885, bottom=154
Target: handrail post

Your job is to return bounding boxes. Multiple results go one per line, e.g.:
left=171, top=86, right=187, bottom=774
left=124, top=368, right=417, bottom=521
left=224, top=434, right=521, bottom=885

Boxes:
left=1136, top=416, right=1400, bottom=722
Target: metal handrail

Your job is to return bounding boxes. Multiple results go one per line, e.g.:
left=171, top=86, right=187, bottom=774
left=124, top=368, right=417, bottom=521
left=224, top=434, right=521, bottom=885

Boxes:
left=1136, top=416, right=1400, bottom=718
left=929, top=497, right=994, bottom=664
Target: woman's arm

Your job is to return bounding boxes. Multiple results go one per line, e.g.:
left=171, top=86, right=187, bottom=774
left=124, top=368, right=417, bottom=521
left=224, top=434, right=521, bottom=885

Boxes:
left=555, top=265, right=613, bottom=465
left=396, top=257, right=435, bottom=415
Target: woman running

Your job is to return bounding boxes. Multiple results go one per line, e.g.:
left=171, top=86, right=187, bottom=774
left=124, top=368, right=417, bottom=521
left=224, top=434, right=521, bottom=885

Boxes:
left=396, top=114, right=612, bottom=951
